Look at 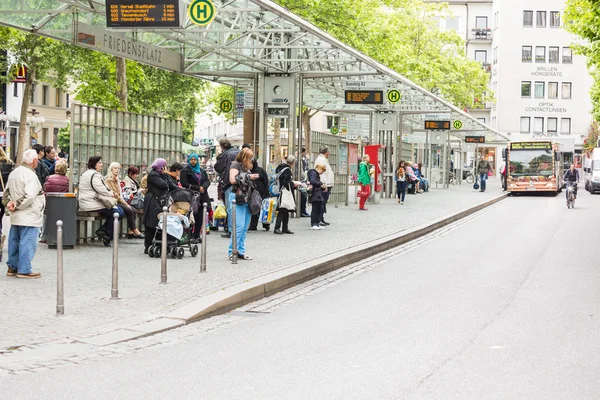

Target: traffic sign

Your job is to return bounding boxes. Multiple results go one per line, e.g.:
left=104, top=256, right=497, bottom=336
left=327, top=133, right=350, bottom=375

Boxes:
left=387, top=89, right=401, bottom=104
left=188, top=0, right=216, bottom=26
left=220, top=100, right=233, bottom=113
left=452, top=120, right=463, bottom=130
left=330, top=126, right=339, bottom=135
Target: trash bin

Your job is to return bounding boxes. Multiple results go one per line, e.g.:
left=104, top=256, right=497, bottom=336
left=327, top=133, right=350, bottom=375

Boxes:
left=46, top=193, right=77, bottom=248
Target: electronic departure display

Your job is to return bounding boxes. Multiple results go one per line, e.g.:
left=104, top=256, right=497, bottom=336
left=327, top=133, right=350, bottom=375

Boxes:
left=106, top=0, right=181, bottom=28
left=344, top=90, right=383, bottom=105
left=465, top=136, right=486, bottom=144
left=424, top=120, right=451, bottom=130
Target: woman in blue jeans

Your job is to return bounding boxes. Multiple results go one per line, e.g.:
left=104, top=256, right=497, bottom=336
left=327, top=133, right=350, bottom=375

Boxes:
left=395, top=160, right=407, bottom=204
left=227, top=148, right=259, bottom=260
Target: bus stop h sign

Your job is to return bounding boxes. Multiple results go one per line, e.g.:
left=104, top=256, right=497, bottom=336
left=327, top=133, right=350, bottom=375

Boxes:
left=189, top=0, right=216, bottom=26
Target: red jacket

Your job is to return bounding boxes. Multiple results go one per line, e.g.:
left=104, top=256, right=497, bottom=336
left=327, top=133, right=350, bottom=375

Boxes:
left=44, top=174, right=69, bottom=193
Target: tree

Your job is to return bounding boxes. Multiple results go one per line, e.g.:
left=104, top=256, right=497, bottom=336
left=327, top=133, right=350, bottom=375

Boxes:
left=57, top=125, right=70, bottom=152
left=0, top=28, right=73, bottom=163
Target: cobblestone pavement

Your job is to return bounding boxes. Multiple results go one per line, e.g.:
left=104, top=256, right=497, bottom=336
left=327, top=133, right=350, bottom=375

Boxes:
left=0, top=179, right=503, bottom=366
left=0, top=200, right=503, bottom=378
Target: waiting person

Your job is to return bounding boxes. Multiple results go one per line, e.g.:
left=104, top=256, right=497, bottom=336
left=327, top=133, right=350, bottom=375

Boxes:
left=300, top=147, right=310, bottom=217
left=477, top=156, right=492, bottom=192
left=58, top=149, right=66, bottom=159
left=166, top=162, right=184, bottom=188
left=357, top=155, right=371, bottom=210
left=395, top=160, right=407, bottom=205
left=413, top=163, right=429, bottom=192
left=405, top=162, right=421, bottom=193
left=32, top=144, right=49, bottom=186
left=4, top=149, right=45, bottom=278
left=308, top=164, right=327, bottom=229
left=180, top=153, right=210, bottom=243
left=0, top=147, right=14, bottom=256
left=214, top=138, right=240, bottom=238
left=105, top=162, right=144, bottom=239
left=249, top=158, right=270, bottom=231
left=43, top=159, right=69, bottom=193
left=41, top=146, right=57, bottom=175
left=314, top=147, right=334, bottom=225
left=499, top=160, right=507, bottom=191
left=227, top=148, right=259, bottom=260
left=274, top=155, right=297, bottom=235
left=122, top=166, right=143, bottom=209
left=142, top=158, right=178, bottom=253
left=78, top=156, right=125, bottom=242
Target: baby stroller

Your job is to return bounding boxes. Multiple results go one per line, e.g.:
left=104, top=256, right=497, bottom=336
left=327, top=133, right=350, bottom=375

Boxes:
left=147, top=189, right=201, bottom=259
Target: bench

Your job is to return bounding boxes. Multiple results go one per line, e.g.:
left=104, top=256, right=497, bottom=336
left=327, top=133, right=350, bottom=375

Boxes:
left=407, top=178, right=417, bottom=194
left=76, top=209, right=144, bottom=245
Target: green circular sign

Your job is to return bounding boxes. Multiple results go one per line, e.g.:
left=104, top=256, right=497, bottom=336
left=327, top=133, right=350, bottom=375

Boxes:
left=188, top=0, right=216, bottom=26
left=330, top=126, right=339, bottom=135
left=453, top=120, right=463, bottom=130
left=220, top=100, right=233, bottom=113
left=387, top=89, right=401, bottom=104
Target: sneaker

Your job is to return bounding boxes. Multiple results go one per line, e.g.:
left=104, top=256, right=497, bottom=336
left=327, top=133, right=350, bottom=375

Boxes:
left=321, top=221, right=331, bottom=226
left=16, top=272, right=41, bottom=279
left=401, top=202, right=404, bottom=205
left=274, top=229, right=283, bottom=235
left=6, top=267, right=17, bottom=277
left=301, top=212, right=310, bottom=218
left=311, top=225, right=321, bottom=230
left=283, top=230, right=294, bottom=234
left=221, top=232, right=231, bottom=239
left=238, top=254, right=253, bottom=260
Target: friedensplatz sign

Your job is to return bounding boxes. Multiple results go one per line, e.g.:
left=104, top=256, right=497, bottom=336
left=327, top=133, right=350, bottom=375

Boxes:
left=76, top=22, right=182, bottom=71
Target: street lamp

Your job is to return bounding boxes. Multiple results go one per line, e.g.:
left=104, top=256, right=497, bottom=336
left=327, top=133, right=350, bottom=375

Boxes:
left=26, top=108, right=45, bottom=145
left=0, top=111, right=17, bottom=148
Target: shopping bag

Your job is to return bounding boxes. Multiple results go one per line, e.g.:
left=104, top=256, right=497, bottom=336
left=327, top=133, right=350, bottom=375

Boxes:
left=214, top=202, right=227, bottom=219
left=259, top=198, right=277, bottom=224
left=279, top=188, right=296, bottom=211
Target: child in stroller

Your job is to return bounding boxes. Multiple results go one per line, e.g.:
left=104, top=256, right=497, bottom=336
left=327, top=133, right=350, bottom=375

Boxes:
left=147, top=189, right=201, bottom=259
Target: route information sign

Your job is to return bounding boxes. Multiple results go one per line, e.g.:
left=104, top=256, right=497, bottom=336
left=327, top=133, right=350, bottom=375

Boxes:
left=344, top=90, right=383, bottom=105
left=424, top=120, right=451, bottom=130
left=106, top=0, right=181, bottom=28
left=465, top=136, right=485, bottom=144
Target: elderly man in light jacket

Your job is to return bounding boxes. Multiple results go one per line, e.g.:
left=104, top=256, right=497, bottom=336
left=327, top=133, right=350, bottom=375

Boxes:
left=4, top=149, right=46, bottom=279
left=314, top=147, right=334, bottom=225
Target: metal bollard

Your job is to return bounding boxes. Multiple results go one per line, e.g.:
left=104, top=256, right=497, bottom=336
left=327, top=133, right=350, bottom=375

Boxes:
left=161, top=206, right=168, bottom=284
left=200, top=202, right=208, bottom=273
left=231, top=200, right=238, bottom=264
left=56, top=220, right=64, bottom=315
left=111, top=212, right=119, bottom=299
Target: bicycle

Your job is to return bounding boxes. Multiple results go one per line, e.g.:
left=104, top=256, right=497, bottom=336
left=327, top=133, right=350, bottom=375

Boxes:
left=463, top=170, right=474, bottom=184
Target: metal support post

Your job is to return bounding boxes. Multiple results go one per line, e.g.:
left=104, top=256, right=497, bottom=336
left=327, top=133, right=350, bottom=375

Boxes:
left=161, top=207, right=168, bottom=284
left=231, top=200, right=238, bottom=264
left=111, top=212, right=119, bottom=299
left=296, top=74, right=304, bottom=217
left=425, top=130, right=431, bottom=183
left=56, top=220, right=64, bottom=315
left=369, top=112, right=374, bottom=144
left=200, top=202, right=208, bottom=273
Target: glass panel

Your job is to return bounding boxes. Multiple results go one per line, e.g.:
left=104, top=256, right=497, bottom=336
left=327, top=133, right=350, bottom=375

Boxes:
left=535, top=82, right=545, bottom=98
left=548, top=82, right=558, bottom=98
left=548, top=118, right=558, bottom=132
left=562, top=83, right=572, bottom=99
left=111, top=129, right=118, bottom=146
left=475, top=16, right=487, bottom=29
left=136, top=149, right=142, bottom=164
left=81, top=106, right=88, bottom=125
left=124, top=112, right=130, bottom=131
left=550, top=11, right=560, bottom=27
left=563, top=47, right=573, bottom=63
left=521, top=82, right=531, bottom=97
left=549, top=47, right=559, bottom=63
left=74, top=105, right=82, bottom=124
left=523, top=11, right=533, bottom=27
left=561, top=118, right=571, bottom=134
left=89, top=108, right=96, bottom=126
left=536, top=11, right=546, bottom=27
left=123, top=148, right=130, bottom=164
left=73, top=125, right=81, bottom=144
left=509, top=149, right=553, bottom=177
left=535, top=46, right=545, bottom=62
left=520, top=117, right=530, bottom=133
left=534, top=117, right=544, bottom=132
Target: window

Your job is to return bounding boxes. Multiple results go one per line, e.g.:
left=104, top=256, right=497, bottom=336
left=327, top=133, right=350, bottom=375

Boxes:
left=563, top=47, right=573, bottom=63
left=534, top=117, right=544, bottom=133
left=520, top=117, right=531, bottom=133
left=475, top=50, right=487, bottom=64
left=523, top=10, right=533, bottom=27
left=548, top=118, right=558, bottom=133
left=30, top=84, right=36, bottom=104
left=279, top=119, right=288, bottom=129
left=549, top=47, right=560, bottom=63
left=536, top=11, right=547, bottom=27
left=477, top=118, right=486, bottom=124
left=66, top=93, right=70, bottom=109
left=561, top=118, right=571, bottom=134
left=522, top=46, right=532, bottom=62
left=534, top=82, right=545, bottom=98
left=535, top=46, right=546, bottom=62
left=475, top=16, right=488, bottom=29
left=13, top=83, right=18, bottom=97
left=562, top=82, right=572, bottom=99
left=550, top=11, right=561, bottom=27
left=548, top=82, right=559, bottom=99
left=55, top=88, right=61, bottom=107
left=446, top=17, right=459, bottom=31
left=494, top=12, right=499, bottom=29
left=493, top=46, right=498, bottom=64
left=521, top=81, right=532, bottom=97
left=42, top=85, right=49, bottom=105
left=326, top=115, right=340, bottom=129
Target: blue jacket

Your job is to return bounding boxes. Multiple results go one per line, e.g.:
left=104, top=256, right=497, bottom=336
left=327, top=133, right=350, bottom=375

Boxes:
left=41, top=157, right=56, bottom=175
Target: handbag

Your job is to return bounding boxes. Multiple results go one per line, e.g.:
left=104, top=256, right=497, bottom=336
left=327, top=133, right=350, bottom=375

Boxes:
left=129, top=191, right=145, bottom=209
left=249, top=188, right=262, bottom=215
left=487, top=170, right=493, bottom=177
left=279, top=188, right=296, bottom=211
left=473, top=177, right=480, bottom=190
left=357, top=186, right=370, bottom=198
left=214, top=202, right=227, bottom=219
left=91, top=173, right=118, bottom=209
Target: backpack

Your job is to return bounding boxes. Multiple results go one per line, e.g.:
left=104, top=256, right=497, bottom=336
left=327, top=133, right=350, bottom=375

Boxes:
left=269, top=166, right=290, bottom=197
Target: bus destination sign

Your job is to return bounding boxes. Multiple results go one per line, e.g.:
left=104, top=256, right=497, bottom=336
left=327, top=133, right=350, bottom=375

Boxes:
left=106, top=0, right=181, bottom=28
left=424, top=120, right=451, bottom=130
left=510, top=142, right=552, bottom=150
left=344, top=90, right=383, bottom=105
left=465, top=136, right=485, bottom=144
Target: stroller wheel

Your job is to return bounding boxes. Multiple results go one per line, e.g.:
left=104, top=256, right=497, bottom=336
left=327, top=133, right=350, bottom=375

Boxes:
left=191, top=245, right=199, bottom=257
left=148, top=246, right=155, bottom=258
left=171, top=247, right=179, bottom=259
left=154, top=245, right=162, bottom=259
left=177, top=247, right=185, bottom=259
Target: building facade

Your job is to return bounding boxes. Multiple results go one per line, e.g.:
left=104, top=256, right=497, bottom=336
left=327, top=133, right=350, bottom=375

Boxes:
left=441, top=0, right=593, bottom=155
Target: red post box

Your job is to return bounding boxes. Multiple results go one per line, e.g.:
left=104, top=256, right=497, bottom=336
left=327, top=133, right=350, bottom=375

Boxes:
left=364, top=144, right=385, bottom=193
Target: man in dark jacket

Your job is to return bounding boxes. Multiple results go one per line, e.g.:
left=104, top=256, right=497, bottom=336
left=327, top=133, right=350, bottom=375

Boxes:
left=249, top=159, right=270, bottom=231
left=214, top=138, right=239, bottom=238
left=32, top=144, right=49, bottom=186
left=41, top=146, right=57, bottom=175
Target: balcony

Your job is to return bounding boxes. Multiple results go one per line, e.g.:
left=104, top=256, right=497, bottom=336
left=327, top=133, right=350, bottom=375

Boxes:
left=470, top=28, right=492, bottom=41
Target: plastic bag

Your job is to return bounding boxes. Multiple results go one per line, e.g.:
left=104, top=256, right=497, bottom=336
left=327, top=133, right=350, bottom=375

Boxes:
left=214, top=203, right=227, bottom=219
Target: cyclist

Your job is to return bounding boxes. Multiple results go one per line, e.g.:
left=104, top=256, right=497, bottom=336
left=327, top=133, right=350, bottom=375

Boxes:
left=563, top=163, right=580, bottom=200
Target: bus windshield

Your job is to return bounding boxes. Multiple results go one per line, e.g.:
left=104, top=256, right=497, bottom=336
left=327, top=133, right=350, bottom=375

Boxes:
left=509, top=149, right=554, bottom=176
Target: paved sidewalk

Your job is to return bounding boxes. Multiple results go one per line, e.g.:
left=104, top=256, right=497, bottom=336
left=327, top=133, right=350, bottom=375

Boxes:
left=0, top=179, right=504, bottom=354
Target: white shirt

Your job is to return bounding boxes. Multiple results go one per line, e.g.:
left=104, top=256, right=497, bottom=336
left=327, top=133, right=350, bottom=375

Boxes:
left=314, top=154, right=334, bottom=187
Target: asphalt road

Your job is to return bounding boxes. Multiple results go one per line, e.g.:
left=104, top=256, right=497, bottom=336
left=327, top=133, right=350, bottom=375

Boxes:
left=3, top=190, right=600, bottom=400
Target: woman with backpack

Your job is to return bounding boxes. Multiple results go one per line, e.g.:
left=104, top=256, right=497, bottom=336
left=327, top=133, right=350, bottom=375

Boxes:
left=308, top=164, right=327, bottom=230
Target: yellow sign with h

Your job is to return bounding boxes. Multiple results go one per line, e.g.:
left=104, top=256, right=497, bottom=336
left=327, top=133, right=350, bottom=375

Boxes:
left=188, top=0, right=216, bottom=26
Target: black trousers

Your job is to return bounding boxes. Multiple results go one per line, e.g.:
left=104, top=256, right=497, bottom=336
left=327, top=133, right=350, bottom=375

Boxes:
left=192, top=205, right=205, bottom=239
left=311, top=201, right=323, bottom=226
left=301, top=191, right=307, bottom=214
left=249, top=213, right=270, bottom=230
left=145, top=226, right=156, bottom=249
left=122, top=204, right=137, bottom=230
left=275, top=209, right=290, bottom=231
left=321, top=190, right=330, bottom=221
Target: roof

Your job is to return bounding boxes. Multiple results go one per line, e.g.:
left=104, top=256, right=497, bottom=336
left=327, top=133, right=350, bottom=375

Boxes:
left=0, top=0, right=507, bottom=142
